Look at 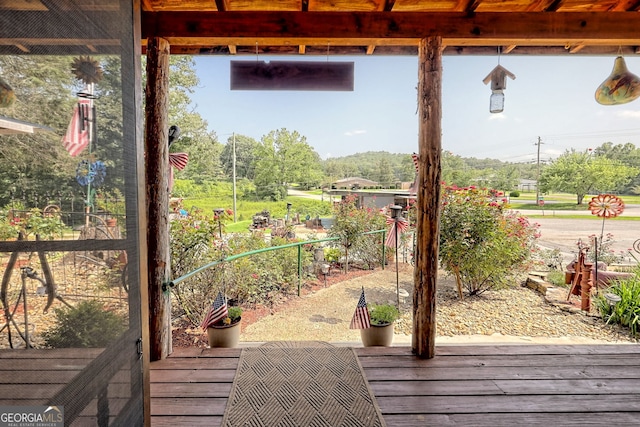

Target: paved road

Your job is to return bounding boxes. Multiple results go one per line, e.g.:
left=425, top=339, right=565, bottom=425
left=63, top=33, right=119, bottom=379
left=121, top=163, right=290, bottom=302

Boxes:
left=512, top=208, right=639, bottom=268
left=289, top=188, right=639, bottom=265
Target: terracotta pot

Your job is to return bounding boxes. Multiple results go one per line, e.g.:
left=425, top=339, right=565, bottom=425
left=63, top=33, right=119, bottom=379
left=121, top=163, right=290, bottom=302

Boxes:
left=360, top=322, right=394, bottom=347
left=206, top=318, right=241, bottom=348
left=106, top=218, right=117, bottom=227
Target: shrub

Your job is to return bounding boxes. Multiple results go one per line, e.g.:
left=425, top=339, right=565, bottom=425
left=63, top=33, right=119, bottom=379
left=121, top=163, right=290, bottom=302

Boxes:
left=42, top=300, right=127, bottom=348
left=509, top=190, right=520, bottom=198
left=227, top=306, right=242, bottom=321
left=439, top=185, right=539, bottom=296
left=577, top=233, right=629, bottom=266
left=327, top=194, right=387, bottom=272
left=369, top=303, right=400, bottom=325
left=170, top=213, right=313, bottom=326
left=595, top=270, right=640, bottom=337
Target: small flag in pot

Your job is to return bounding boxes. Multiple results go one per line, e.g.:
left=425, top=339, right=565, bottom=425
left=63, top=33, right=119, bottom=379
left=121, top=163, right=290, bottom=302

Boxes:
left=201, top=292, right=228, bottom=330
left=350, top=287, right=371, bottom=329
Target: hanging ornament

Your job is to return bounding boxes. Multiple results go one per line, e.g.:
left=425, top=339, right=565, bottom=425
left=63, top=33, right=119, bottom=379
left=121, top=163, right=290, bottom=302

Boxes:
left=71, top=56, right=103, bottom=85
left=595, top=56, right=640, bottom=105
left=482, top=64, right=516, bottom=114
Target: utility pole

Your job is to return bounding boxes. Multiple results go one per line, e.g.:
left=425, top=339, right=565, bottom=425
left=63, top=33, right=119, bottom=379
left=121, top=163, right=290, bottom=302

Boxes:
left=232, top=132, right=237, bottom=223
left=535, top=136, right=543, bottom=204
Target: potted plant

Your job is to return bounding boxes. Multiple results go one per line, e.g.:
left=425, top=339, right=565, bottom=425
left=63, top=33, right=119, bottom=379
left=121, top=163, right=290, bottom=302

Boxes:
left=360, top=303, right=399, bottom=347
left=206, top=306, right=242, bottom=348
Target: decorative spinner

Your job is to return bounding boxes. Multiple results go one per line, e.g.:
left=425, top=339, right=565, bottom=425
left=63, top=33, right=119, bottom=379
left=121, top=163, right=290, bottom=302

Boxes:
left=71, top=56, right=103, bottom=85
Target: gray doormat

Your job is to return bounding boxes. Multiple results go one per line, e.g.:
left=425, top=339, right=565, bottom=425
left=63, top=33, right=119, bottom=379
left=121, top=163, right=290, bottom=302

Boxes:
left=222, top=342, right=386, bottom=426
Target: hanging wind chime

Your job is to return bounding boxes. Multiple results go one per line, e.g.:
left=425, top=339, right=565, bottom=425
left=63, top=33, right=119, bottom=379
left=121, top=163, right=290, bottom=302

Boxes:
left=69, top=56, right=103, bottom=223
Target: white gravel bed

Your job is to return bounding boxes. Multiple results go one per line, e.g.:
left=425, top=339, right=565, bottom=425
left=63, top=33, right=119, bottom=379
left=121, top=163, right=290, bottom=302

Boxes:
left=241, top=265, right=638, bottom=345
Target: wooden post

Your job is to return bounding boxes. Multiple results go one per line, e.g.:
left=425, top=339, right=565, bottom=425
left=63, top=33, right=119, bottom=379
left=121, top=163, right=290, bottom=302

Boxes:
left=412, top=37, right=443, bottom=359
left=580, top=262, right=593, bottom=311
left=145, top=37, right=172, bottom=361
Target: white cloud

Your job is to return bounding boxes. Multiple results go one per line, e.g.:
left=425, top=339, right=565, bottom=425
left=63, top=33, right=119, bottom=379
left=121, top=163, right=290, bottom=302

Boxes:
left=487, top=113, right=506, bottom=121
left=615, top=110, right=640, bottom=119
left=344, top=129, right=367, bottom=136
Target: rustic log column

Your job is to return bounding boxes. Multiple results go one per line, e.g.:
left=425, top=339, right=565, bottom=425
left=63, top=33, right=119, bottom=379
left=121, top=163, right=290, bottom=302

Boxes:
left=145, top=37, right=172, bottom=361
left=412, top=37, right=442, bottom=359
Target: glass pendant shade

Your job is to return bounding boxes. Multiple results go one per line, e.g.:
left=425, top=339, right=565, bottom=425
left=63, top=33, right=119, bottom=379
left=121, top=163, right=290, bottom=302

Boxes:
left=490, top=91, right=504, bottom=113
left=595, top=56, right=640, bottom=105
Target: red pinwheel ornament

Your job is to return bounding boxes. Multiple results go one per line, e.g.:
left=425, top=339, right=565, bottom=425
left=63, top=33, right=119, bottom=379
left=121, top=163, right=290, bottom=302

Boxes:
left=589, top=194, right=624, bottom=218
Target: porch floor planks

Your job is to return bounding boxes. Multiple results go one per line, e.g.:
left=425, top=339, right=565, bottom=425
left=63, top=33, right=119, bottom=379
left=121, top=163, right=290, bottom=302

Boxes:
left=149, top=343, right=640, bottom=426
left=150, top=347, right=240, bottom=426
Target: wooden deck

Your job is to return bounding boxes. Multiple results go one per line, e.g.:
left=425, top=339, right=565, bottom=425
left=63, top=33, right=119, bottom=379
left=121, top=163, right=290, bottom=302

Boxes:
left=150, top=344, right=640, bottom=426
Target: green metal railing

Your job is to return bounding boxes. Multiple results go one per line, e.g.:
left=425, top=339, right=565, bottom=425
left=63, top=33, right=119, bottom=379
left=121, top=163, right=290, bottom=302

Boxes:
left=164, top=229, right=388, bottom=295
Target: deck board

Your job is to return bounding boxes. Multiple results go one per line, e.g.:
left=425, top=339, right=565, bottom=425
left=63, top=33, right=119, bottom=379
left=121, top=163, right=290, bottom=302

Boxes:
left=3, top=344, right=639, bottom=426
left=149, top=344, right=640, bottom=426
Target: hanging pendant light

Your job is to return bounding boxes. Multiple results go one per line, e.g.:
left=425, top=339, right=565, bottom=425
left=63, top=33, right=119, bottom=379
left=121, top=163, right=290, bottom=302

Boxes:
left=595, top=56, right=640, bottom=105
left=483, top=48, right=515, bottom=114
left=483, top=65, right=515, bottom=113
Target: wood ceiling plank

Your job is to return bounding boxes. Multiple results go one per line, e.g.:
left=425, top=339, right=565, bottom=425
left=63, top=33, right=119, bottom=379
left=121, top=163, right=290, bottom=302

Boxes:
left=144, top=0, right=218, bottom=11
left=393, top=0, right=460, bottom=11
left=0, top=0, right=47, bottom=10
left=556, top=0, right=619, bottom=11
left=227, top=0, right=301, bottom=10
left=308, top=0, right=385, bottom=11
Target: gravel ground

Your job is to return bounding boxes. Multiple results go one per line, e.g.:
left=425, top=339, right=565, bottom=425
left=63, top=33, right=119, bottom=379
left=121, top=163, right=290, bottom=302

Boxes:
left=240, top=264, right=638, bottom=345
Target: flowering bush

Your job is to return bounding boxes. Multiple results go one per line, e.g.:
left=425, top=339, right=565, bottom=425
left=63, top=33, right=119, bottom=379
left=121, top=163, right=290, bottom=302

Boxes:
left=576, top=233, right=629, bottom=266
left=327, top=194, right=387, bottom=272
left=169, top=208, right=313, bottom=326
left=439, top=185, right=539, bottom=296
left=0, top=207, right=65, bottom=240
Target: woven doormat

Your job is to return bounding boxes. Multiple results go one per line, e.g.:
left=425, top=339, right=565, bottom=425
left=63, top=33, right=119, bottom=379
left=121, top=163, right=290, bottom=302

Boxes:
left=221, top=342, right=386, bottom=427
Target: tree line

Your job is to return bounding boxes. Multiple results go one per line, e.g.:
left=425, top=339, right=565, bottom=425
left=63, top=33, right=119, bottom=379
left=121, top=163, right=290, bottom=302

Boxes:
left=1, top=55, right=639, bottom=208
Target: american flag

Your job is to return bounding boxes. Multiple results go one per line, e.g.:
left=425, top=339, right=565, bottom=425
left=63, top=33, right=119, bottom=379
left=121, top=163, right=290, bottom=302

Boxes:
left=62, top=99, right=91, bottom=157
left=200, top=292, right=228, bottom=330
left=168, top=152, right=189, bottom=191
left=349, top=287, right=371, bottom=329
left=385, top=215, right=409, bottom=248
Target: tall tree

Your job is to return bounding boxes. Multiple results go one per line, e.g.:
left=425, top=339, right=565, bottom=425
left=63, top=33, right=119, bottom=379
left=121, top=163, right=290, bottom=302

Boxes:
left=441, top=151, right=473, bottom=187
left=253, top=128, right=324, bottom=200
left=0, top=56, right=99, bottom=209
left=375, top=158, right=395, bottom=187
left=141, top=55, right=222, bottom=184
left=594, top=142, right=640, bottom=192
left=539, top=149, right=637, bottom=204
left=220, top=134, right=259, bottom=180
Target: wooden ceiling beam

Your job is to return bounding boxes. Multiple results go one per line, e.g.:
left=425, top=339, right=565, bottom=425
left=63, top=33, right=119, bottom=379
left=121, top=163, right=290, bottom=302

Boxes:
left=141, top=11, right=640, bottom=44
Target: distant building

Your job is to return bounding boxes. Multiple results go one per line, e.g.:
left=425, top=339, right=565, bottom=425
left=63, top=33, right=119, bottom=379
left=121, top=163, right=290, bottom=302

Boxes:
left=331, top=177, right=379, bottom=189
left=326, top=189, right=413, bottom=210
left=517, top=179, right=537, bottom=192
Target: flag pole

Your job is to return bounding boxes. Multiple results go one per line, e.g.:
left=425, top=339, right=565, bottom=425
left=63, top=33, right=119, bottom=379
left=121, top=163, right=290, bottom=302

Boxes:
left=83, top=83, right=95, bottom=226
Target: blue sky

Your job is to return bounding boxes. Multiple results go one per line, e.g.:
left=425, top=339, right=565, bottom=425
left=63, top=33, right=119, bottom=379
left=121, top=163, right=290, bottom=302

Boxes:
left=191, top=54, right=640, bottom=163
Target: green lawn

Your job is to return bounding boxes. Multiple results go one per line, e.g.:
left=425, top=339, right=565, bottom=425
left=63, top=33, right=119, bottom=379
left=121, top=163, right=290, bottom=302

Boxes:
left=182, top=196, right=332, bottom=224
